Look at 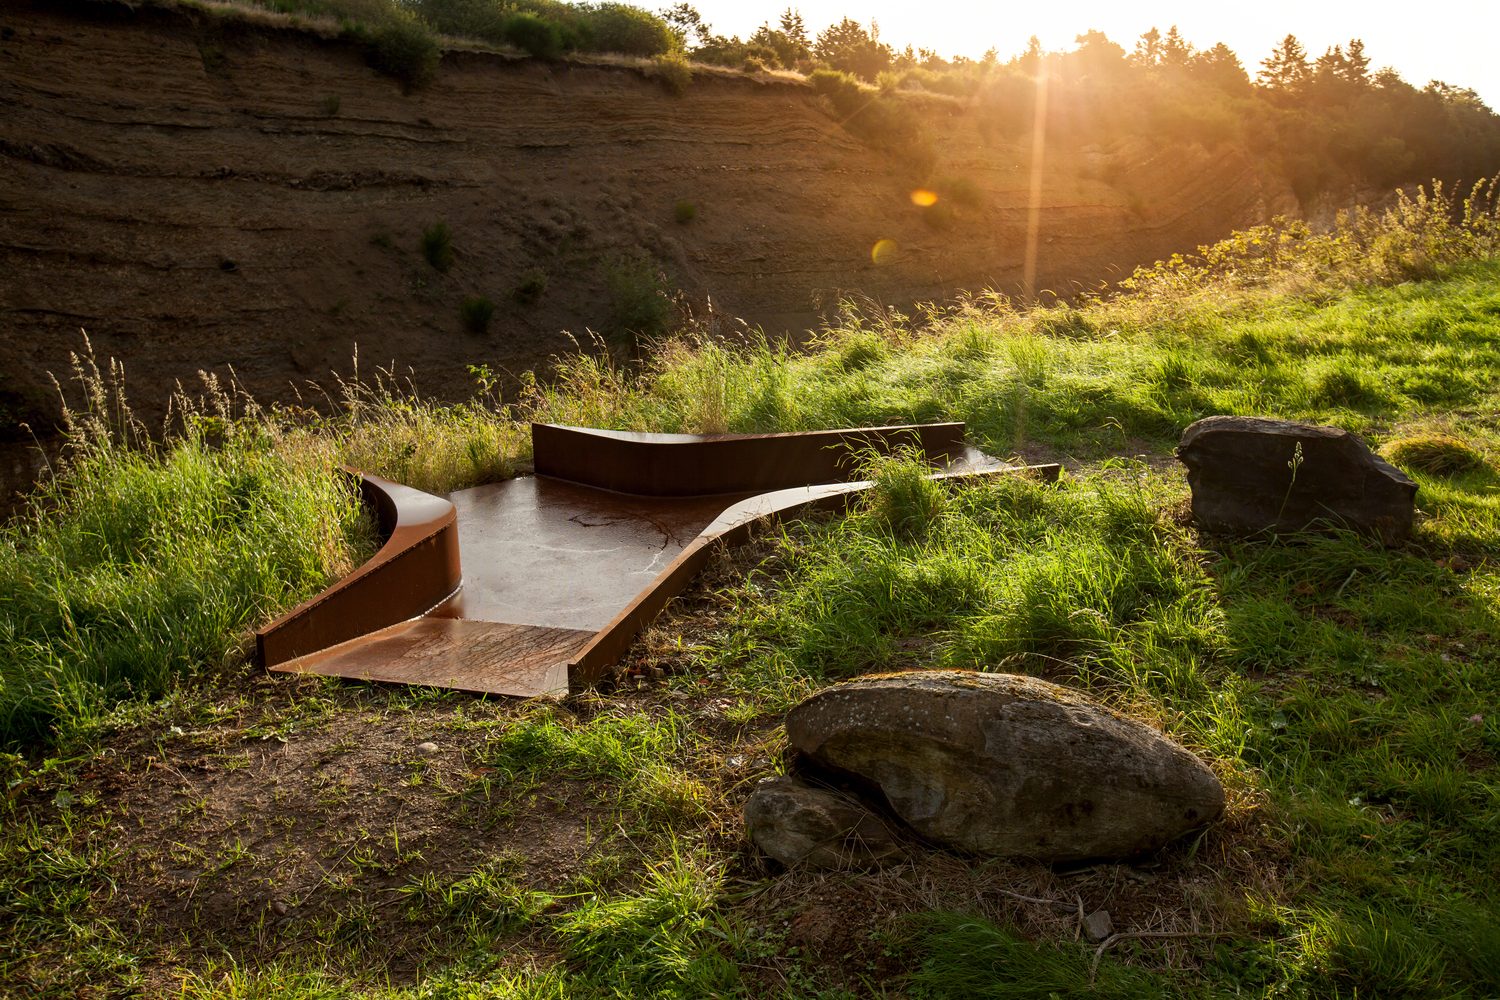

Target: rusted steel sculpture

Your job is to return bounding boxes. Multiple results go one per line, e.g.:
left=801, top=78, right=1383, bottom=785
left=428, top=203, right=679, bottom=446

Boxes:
left=256, top=423, right=1060, bottom=697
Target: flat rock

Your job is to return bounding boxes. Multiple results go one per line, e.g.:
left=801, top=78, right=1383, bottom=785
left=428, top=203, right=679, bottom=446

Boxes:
left=1176, top=416, right=1416, bottom=544
left=743, top=775, right=906, bottom=869
left=785, top=671, right=1223, bottom=862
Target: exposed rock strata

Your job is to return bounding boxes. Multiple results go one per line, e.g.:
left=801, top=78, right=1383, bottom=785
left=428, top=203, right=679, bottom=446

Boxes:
left=1, top=0, right=1287, bottom=432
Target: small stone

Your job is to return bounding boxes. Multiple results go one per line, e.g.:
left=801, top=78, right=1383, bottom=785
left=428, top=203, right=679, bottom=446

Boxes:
left=416, top=742, right=439, bottom=754
left=1448, top=555, right=1472, bottom=573
left=270, top=900, right=288, bottom=916
left=743, top=775, right=905, bottom=870
left=1083, top=909, right=1113, bottom=942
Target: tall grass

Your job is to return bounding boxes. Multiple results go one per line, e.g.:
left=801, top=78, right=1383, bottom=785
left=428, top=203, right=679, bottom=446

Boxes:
left=0, top=352, right=366, bottom=748
left=0, top=351, right=522, bottom=749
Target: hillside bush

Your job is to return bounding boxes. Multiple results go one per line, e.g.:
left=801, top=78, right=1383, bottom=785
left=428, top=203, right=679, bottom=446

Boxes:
left=578, top=2, right=675, bottom=57
left=362, top=8, right=440, bottom=89
left=501, top=11, right=566, bottom=58
left=421, top=221, right=455, bottom=271
left=460, top=295, right=495, bottom=334
left=651, top=52, right=692, bottom=95
left=808, top=68, right=922, bottom=152
left=512, top=268, right=548, bottom=304
left=606, top=255, right=675, bottom=344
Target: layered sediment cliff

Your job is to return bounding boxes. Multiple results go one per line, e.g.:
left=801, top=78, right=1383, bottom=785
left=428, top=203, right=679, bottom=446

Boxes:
left=0, top=0, right=1290, bottom=432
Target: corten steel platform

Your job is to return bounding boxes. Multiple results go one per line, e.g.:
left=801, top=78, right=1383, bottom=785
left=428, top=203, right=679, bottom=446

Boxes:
left=255, top=423, right=1060, bottom=698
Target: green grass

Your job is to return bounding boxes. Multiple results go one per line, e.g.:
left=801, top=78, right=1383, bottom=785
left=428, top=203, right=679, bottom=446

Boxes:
left=0, top=367, right=367, bottom=750
left=2, top=198, right=1498, bottom=997
left=525, top=260, right=1500, bottom=461
left=0, top=356, right=522, bottom=750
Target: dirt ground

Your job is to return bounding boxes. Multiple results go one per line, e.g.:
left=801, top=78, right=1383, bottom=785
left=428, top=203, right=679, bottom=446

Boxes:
left=11, top=528, right=1283, bottom=994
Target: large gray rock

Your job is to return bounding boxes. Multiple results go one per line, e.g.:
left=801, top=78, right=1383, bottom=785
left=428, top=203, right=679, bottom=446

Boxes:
left=1177, top=416, right=1416, bottom=544
left=785, top=671, right=1223, bottom=862
left=743, top=775, right=906, bottom=869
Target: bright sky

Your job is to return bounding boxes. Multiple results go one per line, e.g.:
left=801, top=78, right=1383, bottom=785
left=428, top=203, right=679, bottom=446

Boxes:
left=685, top=2, right=1497, bottom=107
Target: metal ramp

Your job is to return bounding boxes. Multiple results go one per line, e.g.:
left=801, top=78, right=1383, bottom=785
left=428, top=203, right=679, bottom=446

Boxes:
left=256, top=423, right=1058, bottom=697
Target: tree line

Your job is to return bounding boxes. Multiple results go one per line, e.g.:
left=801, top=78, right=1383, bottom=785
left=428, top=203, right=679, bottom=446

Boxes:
left=246, top=1, right=1499, bottom=199
left=666, top=7, right=1499, bottom=199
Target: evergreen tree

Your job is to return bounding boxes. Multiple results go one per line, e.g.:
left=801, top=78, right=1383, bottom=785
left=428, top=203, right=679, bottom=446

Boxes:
left=658, top=3, right=708, bottom=46
left=1070, top=30, right=1127, bottom=79
left=1015, top=35, right=1043, bottom=74
left=1132, top=27, right=1162, bottom=67
left=814, top=16, right=892, bottom=82
left=1257, top=33, right=1309, bottom=92
left=1344, top=39, right=1370, bottom=85
left=1191, top=42, right=1250, bottom=93
left=778, top=7, right=806, bottom=47
left=1161, top=25, right=1194, bottom=69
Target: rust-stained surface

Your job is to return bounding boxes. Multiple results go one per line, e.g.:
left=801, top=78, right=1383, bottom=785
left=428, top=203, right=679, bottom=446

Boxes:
left=263, top=423, right=1061, bottom=698
left=533, top=422, right=969, bottom=496
left=271, top=619, right=590, bottom=699
left=255, top=471, right=460, bottom=669
left=430, top=476, right=751, bottom=630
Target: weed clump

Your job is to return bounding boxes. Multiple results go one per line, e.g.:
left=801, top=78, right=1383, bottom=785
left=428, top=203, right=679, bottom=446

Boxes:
left=421, top=221, right=454, bottom=272
left=1383, top=433, right=1485, bottom=475
left=460, top=295, right=495, bottom=334
left=605, top=255, right=675, bottom=345
left=861, top=449, right=948, bottom=539
left=1312, top=360, right=1377, bottom=406
left=673, top=200, right=696, bottom=224
left=512, top=268, right=547, bottom=304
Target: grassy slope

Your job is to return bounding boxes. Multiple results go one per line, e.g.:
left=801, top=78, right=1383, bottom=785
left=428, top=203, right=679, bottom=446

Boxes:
left=2, top=210, right=1499, bottom=996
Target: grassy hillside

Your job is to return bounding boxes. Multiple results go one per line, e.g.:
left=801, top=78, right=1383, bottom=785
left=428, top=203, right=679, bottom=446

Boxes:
left=1, top=182, right=1498, bottom=996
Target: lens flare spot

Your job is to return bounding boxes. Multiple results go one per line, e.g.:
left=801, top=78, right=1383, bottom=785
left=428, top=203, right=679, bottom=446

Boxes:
left=910, top=189, right=938, bottom=207
left=871, top=239, right=898, bottom=265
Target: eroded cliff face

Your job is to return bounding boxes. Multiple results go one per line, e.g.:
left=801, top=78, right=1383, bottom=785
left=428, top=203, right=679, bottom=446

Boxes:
left=0, top=0, right=1289, bottom=431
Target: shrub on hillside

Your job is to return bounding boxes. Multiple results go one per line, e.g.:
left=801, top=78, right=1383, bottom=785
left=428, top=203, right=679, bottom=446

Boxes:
left=502, top=11, right=566, bottom=58
left=460, top=295, right=496, bottom=334
left=606, top=255, right=675, bottom=345
left=363, top=9, right=440, bottom=88
left=578, top=2, right=675, bottom=57
left=422, top=221, right=455, bottom=271
left=512, top=268, right=548, bottom=304
left=808, top=69, right=921, bottom=153
left=651, top=52, right=692, bottom=96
